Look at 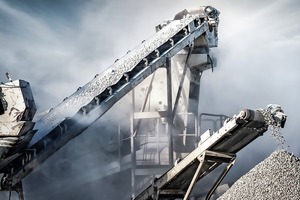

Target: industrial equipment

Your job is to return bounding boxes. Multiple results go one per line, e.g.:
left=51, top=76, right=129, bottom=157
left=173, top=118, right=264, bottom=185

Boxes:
left=133, top=106, right=286, bottom=200
left=0, top=6, right=287, bottom=200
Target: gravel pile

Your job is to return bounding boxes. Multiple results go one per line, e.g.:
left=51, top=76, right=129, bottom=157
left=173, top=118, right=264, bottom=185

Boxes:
left=218, top=150, right=300, bottom=200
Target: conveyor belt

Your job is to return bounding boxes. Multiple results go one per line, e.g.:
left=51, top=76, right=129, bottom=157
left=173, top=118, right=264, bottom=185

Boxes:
left=133, top=107, right=286, bottom=200
left=0, top=12, right=217, bottom=189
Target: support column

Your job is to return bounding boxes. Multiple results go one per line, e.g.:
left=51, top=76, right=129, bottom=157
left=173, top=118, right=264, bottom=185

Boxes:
left=131, top=89, right=137, bottom=198
left=166, top=57, right=174, bottom=165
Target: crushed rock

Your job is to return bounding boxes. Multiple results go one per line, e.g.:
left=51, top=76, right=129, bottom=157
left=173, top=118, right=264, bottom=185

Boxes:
left=218, top=150, right=300, bottom=200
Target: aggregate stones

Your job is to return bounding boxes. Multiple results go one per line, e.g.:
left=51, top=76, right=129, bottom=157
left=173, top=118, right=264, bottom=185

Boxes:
left=218, top=150, right=300, bottom=200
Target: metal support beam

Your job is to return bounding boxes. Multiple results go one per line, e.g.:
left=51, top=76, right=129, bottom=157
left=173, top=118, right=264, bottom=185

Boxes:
left=15, top=181, right=24, bottom=200
left=166, top=57, right=174, bottom=165
left=133, top=73, right=156, bottom=137
left=130, top=119, right=136, bottom=198
left=131, top=89, right=137, bottom=199
left=183, top=154, right=205, bottom=200
left=133, top=150, right=236, bottom=200
left=171, top=46, right=193, bottom=121
left=206, top=156, right=236, bottom=200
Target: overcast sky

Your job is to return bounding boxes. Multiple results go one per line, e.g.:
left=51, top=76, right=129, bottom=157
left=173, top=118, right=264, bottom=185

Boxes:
left=1, top=0, right=300, bottom=199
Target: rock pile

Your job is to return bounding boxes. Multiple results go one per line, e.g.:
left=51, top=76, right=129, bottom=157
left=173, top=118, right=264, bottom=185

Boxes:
left=218, top=150, right=300, bottom=200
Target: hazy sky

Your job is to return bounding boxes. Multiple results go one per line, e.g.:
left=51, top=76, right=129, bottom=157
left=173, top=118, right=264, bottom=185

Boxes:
left=1, top=0, right=300, bottom=199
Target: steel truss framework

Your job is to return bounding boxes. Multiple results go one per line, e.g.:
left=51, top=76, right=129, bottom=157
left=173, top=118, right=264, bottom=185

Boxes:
left=147, top=150, right=236, bottom=200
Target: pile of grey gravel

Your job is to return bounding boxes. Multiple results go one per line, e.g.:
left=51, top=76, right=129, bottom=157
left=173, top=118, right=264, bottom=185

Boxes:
left=218, top=150, right=300, bottom=200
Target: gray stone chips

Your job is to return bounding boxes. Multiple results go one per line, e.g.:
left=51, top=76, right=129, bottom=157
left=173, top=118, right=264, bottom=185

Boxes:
left=30, top=14, right=199, bottom=145
left=218, top=150, right=300, bottom=200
